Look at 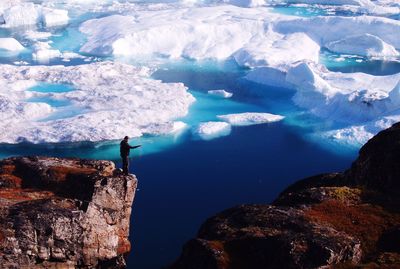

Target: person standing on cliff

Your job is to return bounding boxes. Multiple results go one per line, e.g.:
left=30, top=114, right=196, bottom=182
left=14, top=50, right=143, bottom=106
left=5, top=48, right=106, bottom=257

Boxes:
left=120, top=136, right=141, bottom=175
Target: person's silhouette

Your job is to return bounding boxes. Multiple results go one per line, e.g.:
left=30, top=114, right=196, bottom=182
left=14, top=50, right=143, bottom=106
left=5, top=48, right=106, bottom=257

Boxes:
left=120, top=136, right=141, bottom=175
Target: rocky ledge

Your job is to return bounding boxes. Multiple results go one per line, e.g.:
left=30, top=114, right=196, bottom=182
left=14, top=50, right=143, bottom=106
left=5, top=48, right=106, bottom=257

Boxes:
left=171, top=123, right=400, bottom=269
left=0, top=157, right=137, bottom=269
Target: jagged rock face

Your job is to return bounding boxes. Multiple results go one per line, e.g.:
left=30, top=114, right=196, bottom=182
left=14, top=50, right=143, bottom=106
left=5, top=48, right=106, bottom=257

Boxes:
left=170, top=123, right=400, bottom=269
left=345, top=122, right=400, bottom=196
left=0, top=157, right=137, bottom=269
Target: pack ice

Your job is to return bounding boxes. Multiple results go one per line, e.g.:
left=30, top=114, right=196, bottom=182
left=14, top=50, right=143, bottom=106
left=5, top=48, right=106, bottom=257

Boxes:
left=0, top=62, right=195, bottom=144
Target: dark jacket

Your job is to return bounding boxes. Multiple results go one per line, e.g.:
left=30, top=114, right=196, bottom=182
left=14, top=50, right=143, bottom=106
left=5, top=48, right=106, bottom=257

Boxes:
left=120, top=140, right=139, bottom=157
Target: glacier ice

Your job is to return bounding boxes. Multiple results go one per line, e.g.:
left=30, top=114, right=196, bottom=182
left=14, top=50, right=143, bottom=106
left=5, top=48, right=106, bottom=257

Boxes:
left=193, top=121, right=232, bottom=140
left=325, top=34, right=399, bottom=58
left=0, top=38, right=25, bottom=52
left=0, top=62, right=195, bottom=143
left=217, top=112, right=285, bottom=126
left=41, top=7, right=69, bottom=27
left=286, top=62, right=400, bottom=123
left=79, top=6, right=267, bottom=59
left=207, top=90, right=233, bottom=98
left=1, top=3, right=69, bottom=28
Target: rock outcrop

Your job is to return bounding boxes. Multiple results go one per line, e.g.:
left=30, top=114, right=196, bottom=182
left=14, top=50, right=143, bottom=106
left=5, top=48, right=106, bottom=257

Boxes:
left=170, top=123, right=400, bottom=269
left=0, top=157, right=137, bottom=269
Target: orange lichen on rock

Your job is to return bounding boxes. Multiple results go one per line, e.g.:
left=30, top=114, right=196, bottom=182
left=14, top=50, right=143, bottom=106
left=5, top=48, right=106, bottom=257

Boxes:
left=0, top=174, right=23, bottom=188
left=117, top=238, right=131, bottom=255
left=46, top=165, right=98, bottom=182
left=304, top=199, right=400, bottom=256
left=0, top=188, right=54, bottom=203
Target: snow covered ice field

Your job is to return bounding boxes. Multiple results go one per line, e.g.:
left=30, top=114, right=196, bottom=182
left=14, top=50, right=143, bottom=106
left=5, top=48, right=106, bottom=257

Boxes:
left=0, top=0, right=399, bottom=267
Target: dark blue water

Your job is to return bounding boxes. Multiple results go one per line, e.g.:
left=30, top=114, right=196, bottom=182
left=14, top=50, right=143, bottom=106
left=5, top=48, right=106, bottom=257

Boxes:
left=125, top=122, right=355, bottom=268
left=121, top=65, right=356, bottom=268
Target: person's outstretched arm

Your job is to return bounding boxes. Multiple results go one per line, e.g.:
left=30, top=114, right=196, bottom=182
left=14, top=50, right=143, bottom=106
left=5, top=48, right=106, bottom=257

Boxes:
left=129, top=144, right=141, bottom=149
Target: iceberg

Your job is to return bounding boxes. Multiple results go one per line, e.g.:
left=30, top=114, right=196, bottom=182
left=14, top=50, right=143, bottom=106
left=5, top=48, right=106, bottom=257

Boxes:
left=322, top=115, right=400, bottom=146
left=79, top=6, right=268, bottom=59
left=217, top=112, right=285, bottom=126
left=234, top=32, right=320, bottom=69
left=0, top=38, right=24, bottom=51
left=274, top=16, right=400, bottom=50
left=32, top=42, right=62, bottom=62
left=325, top=34, right=399, bottom=57
left=1, top=4, right=69, bottom=28
left=286, top=62, right=400, bottom=123
left=1, top=3, right=40, bottom=28
left=24, top=31, right=52, bottom=41
left=41, top=8, right=69, bottom=27
left=207, top=90, right=233, bottom=98
left=193, top=121, right=232, bottom=140
left=0, top=62, right=195, bottom=144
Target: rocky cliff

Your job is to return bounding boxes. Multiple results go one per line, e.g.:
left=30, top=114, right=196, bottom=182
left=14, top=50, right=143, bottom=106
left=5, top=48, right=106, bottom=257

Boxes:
left=171, top=123, right=400, bottom=269
left=0, top=157, right=137, bottom=269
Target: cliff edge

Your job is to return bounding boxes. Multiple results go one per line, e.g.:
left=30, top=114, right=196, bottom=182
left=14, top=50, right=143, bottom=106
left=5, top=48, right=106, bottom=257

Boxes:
left=171, top=123, right=400, bottom=269
left=0, top=157, right=137, bottom=269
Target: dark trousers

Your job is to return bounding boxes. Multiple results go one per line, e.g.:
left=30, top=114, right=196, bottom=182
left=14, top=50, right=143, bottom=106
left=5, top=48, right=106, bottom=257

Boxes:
left=121, top=156, right=129, bottom=175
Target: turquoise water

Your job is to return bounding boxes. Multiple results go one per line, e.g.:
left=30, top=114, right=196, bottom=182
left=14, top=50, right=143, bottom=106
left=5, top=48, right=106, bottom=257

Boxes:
left=28, top=83, right=75, bottom=93
left=321, top=49, right=400, bottom=75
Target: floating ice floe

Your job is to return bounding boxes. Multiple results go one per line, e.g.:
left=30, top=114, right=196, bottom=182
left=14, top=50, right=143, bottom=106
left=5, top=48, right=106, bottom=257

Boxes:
left=207, top=90, right=233, bottom=98
left=215, top=0, right=266, bottom=7
left=79, top=6, right=268, bottom=58
left=0, top=62, right=195, bottom=143
left=32, top=42, right=62, bottom=62
left=193, top=121, right=232, bottom=140
left=42, top=7, right=69, bottom=27
left=285, top=0, right=400, bottom=16
left=322, top=114, right=400, bottom=146
left=24, top=31, right=53, bottom=41
left=286, top=62, right=400, bottom=123
left=0, top=38, right=24, bottom=51
left=234, top=32, right=320, bottom=69
left=217, top=112, right=285, bottom=126
left=274, top=15, right=400, bottom=50
left=0, top=3, right=69, bottom=28
left=325, top=34, right=399, bottom=58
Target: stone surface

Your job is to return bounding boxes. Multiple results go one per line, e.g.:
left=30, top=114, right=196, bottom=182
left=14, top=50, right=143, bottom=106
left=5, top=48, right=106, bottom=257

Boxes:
left=170, top=123, right=400, bottom=269
left=0, top=156, right=137, bottom=269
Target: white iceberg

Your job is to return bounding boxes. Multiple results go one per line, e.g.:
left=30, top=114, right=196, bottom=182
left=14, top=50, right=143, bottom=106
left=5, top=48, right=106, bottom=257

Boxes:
left=79, top=6, right=268, bottom=59
left=32, top=42, right=62, bottom=62
left=0, top=38, right=24, bottom=51
left=24, top=31, right=52, bottom=41
left=0, top=62, right=195, bottom=144
left=234, top=32, right=320, bottom=69
left=322, top=114, right=400, bottom=146
left=217, top=112, right=285, bottom=126
left=325, top=34, right=399, bottom=57
left=207, top=90, right=233, bottom=98
left=193, top=121, right=231, bottom=140
left=215, top=0, right=266, bottom=7
left=41, top=8, right=69, bottom=27
left=2, top=3, right=40, bottom=28
left=1, top=4, right=69, bottom=28
left=274, top=16, right=400, bottom=50
left=285, top=62, right=400, bottom=123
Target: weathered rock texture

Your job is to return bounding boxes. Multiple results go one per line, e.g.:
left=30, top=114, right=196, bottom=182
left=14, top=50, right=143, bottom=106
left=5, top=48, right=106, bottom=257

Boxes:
left=171, top=123, right=400, bottom=269
left=0, top=157, right=137, bottom=269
